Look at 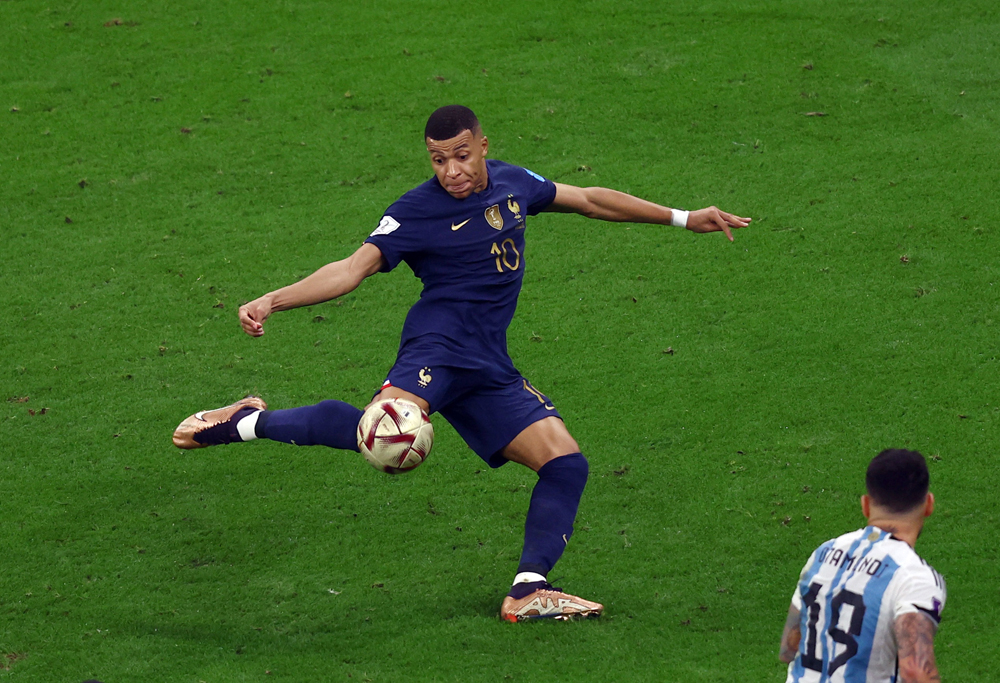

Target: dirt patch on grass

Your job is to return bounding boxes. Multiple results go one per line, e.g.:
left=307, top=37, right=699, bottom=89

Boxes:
left=1, top=653, right=27, bottom=670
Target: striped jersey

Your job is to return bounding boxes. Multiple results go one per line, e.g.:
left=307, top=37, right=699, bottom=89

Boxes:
left=786, top=525, right=945, bottom=683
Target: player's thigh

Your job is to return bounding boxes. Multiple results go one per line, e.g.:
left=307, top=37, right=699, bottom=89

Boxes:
left=376, top=340, right=459, bottom=414
left=371, top=386, right=430, bottom=414
left=501, top=416, right=580, bottom=472
left=440, top=374, right=567, bottom=468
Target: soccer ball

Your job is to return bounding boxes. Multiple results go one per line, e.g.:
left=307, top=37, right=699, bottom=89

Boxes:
left=357, top=398, right=433, bottom=473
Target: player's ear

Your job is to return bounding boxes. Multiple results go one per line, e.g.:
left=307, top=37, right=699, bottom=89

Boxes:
left=924, top=492, right=934, bottom=518
left=481, top=135, right=489, bottom=156
left=860, top=494, right=870, bottom=519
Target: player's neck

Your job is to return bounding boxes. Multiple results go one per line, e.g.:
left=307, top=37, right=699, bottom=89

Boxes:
left=474, top=162, right=490, bottom=193
left=866, top=518, right=921, bottom=548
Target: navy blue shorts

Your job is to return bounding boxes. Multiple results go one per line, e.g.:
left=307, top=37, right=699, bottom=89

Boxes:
left=382, top=335, right=562, bottom=468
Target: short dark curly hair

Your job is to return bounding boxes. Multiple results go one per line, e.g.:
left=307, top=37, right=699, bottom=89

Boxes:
left=865, top=449, right=930, bottom=513
left=424, top=105, right=481, bottom=141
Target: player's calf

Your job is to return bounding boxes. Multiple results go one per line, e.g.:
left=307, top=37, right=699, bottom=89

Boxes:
left=174, top=398, right=366, bottom=452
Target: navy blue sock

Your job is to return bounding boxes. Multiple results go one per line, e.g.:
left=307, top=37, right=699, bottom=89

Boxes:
left=517, top=452, right=589, bottom=576
left=255, top=400, right=363, bottom=452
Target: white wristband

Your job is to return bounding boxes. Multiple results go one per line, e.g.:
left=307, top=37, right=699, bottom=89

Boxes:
left=670, top=209, right=690, bottom=228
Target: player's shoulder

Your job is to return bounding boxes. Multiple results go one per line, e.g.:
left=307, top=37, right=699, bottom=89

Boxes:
left=881, top=539, right=947, bottom=623
left=869, top=527, right=938, bottom=570
left=385, top=176, right=446, bottom=219
left=367, top=179, right=442, bottom=242
left=859, top=528, right=946, bottom=600
left=915, top=555, right=945, bottom=589
left=891, top=543, right=946, bottom=590
left=488, top=158, right=549, bottom=184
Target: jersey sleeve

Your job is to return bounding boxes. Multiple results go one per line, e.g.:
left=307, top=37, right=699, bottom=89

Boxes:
left=790, top=548, right=820, bottom=610
left=891, top=563, right=946, bottom=628
left=364, top=214, right=407, bottom=272
left=519, top=167, right=558, bottom=215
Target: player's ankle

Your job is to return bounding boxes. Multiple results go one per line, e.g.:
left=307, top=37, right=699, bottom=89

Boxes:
left=512, top=571, right=547, bottom=586
left=508, top=571, right=549, bottom=599
left=235, top=409, right=263, bottom=441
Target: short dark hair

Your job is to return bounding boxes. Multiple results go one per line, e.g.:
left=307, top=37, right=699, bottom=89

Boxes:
left=424, top=105, right=481, bottom=141
left=865, top=449, right=930, bottom=513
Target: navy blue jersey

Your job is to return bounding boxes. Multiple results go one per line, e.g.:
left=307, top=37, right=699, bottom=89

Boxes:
left=365, top=160, right=557, bottom=358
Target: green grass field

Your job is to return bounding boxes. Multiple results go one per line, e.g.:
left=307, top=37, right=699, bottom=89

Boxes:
left=3, top=0, right=999, bottom=680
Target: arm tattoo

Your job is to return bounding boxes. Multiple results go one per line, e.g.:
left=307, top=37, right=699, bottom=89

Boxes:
left=895, top=612, right=941, bottom=683
left=779, top=604, right=801, bottom=664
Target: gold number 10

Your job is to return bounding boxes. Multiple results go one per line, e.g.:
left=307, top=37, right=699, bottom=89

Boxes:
left=491, top=239, right=521, bottom=273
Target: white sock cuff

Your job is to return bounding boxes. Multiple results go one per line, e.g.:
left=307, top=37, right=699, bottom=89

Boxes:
left=512, top=572, right=547, bottom=586
left=236, top=410, right=262, bottom=442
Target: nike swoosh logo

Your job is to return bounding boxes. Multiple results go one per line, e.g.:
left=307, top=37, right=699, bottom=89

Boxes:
left=194, top=411, right=208, bottom=421
left=451, top=219, right=471, bottom=231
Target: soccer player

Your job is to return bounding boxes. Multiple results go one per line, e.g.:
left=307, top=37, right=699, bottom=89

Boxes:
left=779, top=449, right=945, bottom=682
left=173, top=105, right=750, bottom=621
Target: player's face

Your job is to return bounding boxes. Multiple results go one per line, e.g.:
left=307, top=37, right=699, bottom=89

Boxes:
left=426, top=130, right=489, bottom=199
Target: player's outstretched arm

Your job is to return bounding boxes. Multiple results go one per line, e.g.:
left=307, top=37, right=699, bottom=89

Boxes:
left=238, top=242, right=384, bottom=337
left=778, top=604, right=802, bottom=664
left=895, top=612, right=941, bottom=683
left=547, top=182, right=750, bottom=241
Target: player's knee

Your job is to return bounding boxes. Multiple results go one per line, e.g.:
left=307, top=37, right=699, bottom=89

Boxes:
left=560, top=451, right=587, bottom=472
left=533, top=437, right=582, bottom=471
left=546, top=420, right=579, bottom=456
left=543, top=452, right=588, bottom=486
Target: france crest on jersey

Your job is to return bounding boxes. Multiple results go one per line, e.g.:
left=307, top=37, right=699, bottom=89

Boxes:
left=786, top=526, right=945, bottom=683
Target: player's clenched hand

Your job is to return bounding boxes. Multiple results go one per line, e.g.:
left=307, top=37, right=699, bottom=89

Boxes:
left=686, top=206, right=751, bottom=242
left=239, top=296, right=273, bottom=337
